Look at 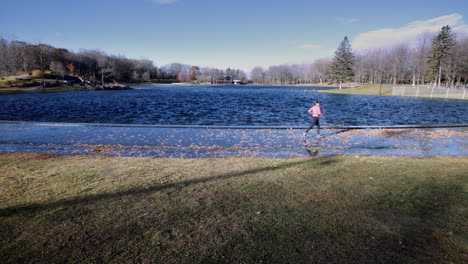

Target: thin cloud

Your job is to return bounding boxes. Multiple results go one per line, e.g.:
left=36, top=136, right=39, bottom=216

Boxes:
left=154, top=0, right=177, bottom=5
left=299, top=44, right=321, bottom=49
left=353, top=13, right=468, bottom=51
left=337, top=17, right=360, bottom=24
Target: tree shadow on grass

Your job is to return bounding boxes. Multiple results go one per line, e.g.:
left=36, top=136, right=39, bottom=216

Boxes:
left=0, top=157, right=339, bottom=217
left=196, top=177, right=467, bottom=264
left=362, top=178, right=467, bottom=263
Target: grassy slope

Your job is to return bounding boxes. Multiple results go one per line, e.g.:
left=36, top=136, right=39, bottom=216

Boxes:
left=317, top=84, right=394, bottom=96
left=0, top=75, right=97, bottom=93
left=0, top=153, right=467, bottom=263
left=0, top=76, right=29, bottom=93
left=0, top=76, right=17, bottom=88
left=318, top=84, right=468, bottom=100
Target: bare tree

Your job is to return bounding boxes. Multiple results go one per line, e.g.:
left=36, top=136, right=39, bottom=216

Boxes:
left=50, top=61, right=66, bottom=78
left=236, top=70, right=248, bottom=82
left=142, top=72, right=151, bottom=82
left=0, top=37, right=8, bottom=76
left=132, top=71, right=140, bottom=82
left=96, top=54, right=113, bottom=85
left=453, top=36, right=468, bottom=86
left=250, top=66, right=265, bottom=84
left=311, top=59, right=330, bottom=84
left=411, top=33, right=432, bottom=85
left=390, top=45, right=410, bottom=85
left=32, top=43, right=53, bottom=88
left=290, top=64, right=305, bottom=84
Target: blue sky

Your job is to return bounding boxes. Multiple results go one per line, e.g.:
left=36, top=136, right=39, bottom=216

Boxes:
left=1, top=0, right=467, bottom=72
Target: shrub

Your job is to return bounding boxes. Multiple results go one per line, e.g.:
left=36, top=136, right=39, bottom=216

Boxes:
left=32, top=70, right=42, bottom=77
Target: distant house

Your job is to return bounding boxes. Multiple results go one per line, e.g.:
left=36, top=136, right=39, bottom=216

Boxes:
left=209, top=76, right=246, bottom=85
left=212, top=75, right=232, bottom=85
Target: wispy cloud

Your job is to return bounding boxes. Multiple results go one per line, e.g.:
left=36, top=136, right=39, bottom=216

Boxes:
left=154, top=0, right=177, bottom=5
left=298, top=44, right=321, bottom=49
left=337, top=17, right=360, bottom=24
left=353, top=13, right=468, bottom=51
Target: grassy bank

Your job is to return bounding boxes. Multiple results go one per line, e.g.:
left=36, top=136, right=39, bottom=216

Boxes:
left=316, top=84, right=468, bottom=100
left=0, top=153, right=467, bottom=263
left=0, top=75, right=133, bottom=94
left=0, top=84, right=95, bottom=94
left=0, top=76, right=89, bottom=94
left=0, top=76, right=21, bottom=88
left=315, top=84, right=394, bottom=96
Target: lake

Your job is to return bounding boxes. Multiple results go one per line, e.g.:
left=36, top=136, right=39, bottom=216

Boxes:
left=0, top=85, right=467, bottom=126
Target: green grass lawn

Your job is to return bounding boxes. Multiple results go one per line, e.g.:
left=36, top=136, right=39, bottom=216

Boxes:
left=1, top=153, right=467, bottom=263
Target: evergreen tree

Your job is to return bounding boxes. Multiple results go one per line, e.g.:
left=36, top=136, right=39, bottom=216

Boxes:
left=426, top=25, right=456, bottom=87
left=328, top=36, right=355, bottom=89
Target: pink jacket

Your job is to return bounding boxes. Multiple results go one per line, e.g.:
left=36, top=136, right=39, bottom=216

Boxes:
left=308, top=104, right=322, bottom=117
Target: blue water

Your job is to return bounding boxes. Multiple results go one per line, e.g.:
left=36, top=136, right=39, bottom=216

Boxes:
left=0, top=85, right=467, bottom=126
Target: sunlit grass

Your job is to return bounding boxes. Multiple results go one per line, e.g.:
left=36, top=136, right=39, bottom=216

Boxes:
left=0, top=76, right=18, bottom=88
left=318, top=84, right=394, bottom=95
left=318, top=84, right=468, bottom=100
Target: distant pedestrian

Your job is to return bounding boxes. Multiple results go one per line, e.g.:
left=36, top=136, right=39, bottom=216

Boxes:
left=303, top=100, right=322, bottom=137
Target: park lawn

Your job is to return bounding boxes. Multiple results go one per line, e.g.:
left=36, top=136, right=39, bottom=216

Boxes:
left=0, top=75, right=88, bottom=93
left=0, top=85, right=92, bottom=94
left=0, top=76, right=54, bottom=88
left=318, top=84, right=395, bottom=96
left=0, top=153, right=467, bottom=263
left=0, top=76, right=16, bottom=88
left=0, top=76, right=33, bottom=93
left=0, top=76, right=26, bottom=91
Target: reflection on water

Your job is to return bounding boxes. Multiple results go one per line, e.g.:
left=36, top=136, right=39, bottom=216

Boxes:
left=0, top=85, right=467, bottom=126
left=303, top=129, right=351, bottom=157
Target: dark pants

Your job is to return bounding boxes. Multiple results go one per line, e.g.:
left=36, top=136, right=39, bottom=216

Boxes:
left=305, top=117, right=320, bottom=134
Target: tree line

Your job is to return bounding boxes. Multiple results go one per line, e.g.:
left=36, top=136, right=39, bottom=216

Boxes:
left=1, top=25, right=466, bottom=87
left=0, top=38, right=247, bottom=85
left=250, top=25, right=468, bottom=88
left=0, top=40, right=155, bottom=84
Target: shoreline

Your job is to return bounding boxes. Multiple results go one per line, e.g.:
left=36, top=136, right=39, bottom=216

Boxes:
left=1, top=121, right=466, bottom=158
left=0, top=85, right=136, bottom=94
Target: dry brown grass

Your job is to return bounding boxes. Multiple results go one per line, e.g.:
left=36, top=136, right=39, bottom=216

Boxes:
left=0, top=153, right=467, bottom=263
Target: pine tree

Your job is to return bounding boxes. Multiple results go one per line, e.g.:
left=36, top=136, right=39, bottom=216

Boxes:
left=426, top=25, right=456, bottom=87
left=328, top=36, right=355, bottom=89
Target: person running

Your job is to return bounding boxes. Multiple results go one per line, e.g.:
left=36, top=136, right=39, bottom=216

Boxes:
left=303, top=100, right=322, bottom=137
